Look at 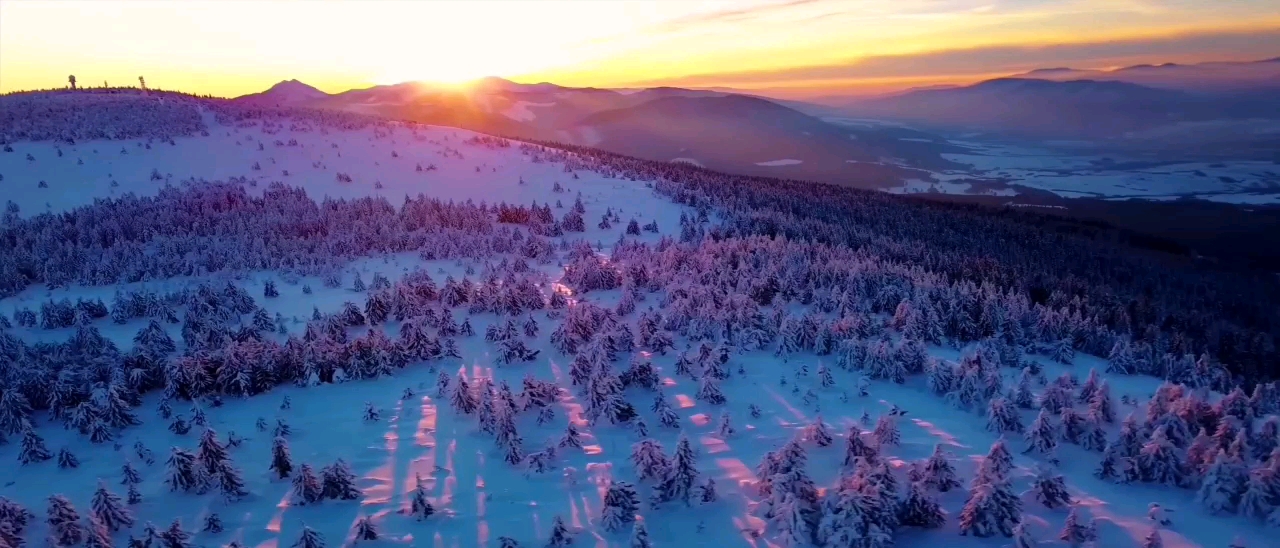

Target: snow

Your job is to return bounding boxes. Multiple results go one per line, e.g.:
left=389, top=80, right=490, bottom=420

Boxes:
left=0, top=99, right=1267, bottom=548
left=669, top=158, right=704, bottom=167
left=501, top=101, right=556, bottom=122
left=755, top=159, right=803, bottom=166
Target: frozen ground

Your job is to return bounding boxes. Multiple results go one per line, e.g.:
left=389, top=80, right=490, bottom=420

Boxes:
left=937, top=142, right=1280, bottom=204
left=0, top=109, right=1270, bottom=548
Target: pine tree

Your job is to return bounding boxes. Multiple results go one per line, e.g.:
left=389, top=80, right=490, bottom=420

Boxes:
left=19, top=429, right=52, bottom=464
left=873, top=415, right=899, bottom=447
left=165, top=447, right=201, bottom=492
left=921, top=444, right=961, bottom=492
left=291, top=525, right=324, bottom=548
left=698, top=476, right=718, bottom=504
left=451, top=373, right=477, bottom=414
left=986, top=397, right=1024, bottom=434
left=958, top=478, right=1020, bottom=538
left=1029, top=466, right=1071, bottom=509
left=84, top=517, right=113, bottom=548
left=898, top=481, right=945, bottom=528
left=807, top=415, right=834, bottom=447
left=630, top=521, right=651, bottom=548
left=202, top=513, right=223, bottom=533
left=601, top=481, right=640, bottom=531
left=291, top=464, right=323, bottom=505
left=631, top=439, right=671, bottom=482
left=46, top=495, right=85, bottom=547
left=353, top=516, right=378, bottom=541
left=409, top=473, right=435, bottom=520
left=270, top=436, right=293, bottom=479
left=717, top=412, right=735, bottom=438
left=1024, top=409, right=1058, bottom=456
left=546, top=515, right=573, bottom=547
left=1197, top=449, right=1245, bottom=514
left=91, top=480, right=134, bottom=531
left=1012, top=520, right=1037, bottom=548
left=160, top=519, right=194, bottom=548
left=1057, top=507, right=1095, bottom=547
left=57, top=448, right=80, bottom=469
left=651, top=434, right=699, bottom=506
left=1136, top=426, right=1191, bottom=487
left=320, top=459, right=360, bottom=500
left=1239, top=468, right=1276, bottom=520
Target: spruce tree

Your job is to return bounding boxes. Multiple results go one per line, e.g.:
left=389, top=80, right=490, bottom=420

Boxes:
left=91, top=480, right=134, bottom=531
left=46, top=495, right=85, bottom=547
left=19, top=429, right=52, bottom=464
left=291, top=525, right=324, bottom=548
left=270, top=436, right=293, bottom=479
left=292, top=464, right=323, bottom=505
left=353, top=516, right=378, bottom=541
left=545, top=515, right=573, bottom=547
left=409, top=473, right=435, bottom=520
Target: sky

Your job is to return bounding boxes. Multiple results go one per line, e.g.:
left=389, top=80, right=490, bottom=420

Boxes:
left=1, top=0, right=1278, bottom=98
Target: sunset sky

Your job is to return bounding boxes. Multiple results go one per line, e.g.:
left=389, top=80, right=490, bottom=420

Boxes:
left=2, top=0, right=1278, bottom=98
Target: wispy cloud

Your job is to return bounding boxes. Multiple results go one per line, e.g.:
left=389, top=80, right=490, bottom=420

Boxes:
left=633, top=25, right=1280, bottom=88
left=653, top=0, right=830, bottom=33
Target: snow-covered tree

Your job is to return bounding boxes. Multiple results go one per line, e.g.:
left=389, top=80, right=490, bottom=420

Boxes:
left=91, top=480, right=134, bottom=531
left=1057, top=507, right=1096, bottom=547
left=651, top=434, right=699, bottom=506
left=1197, top=449, right=1246, bottom=514
left=46, top=495, right=85, bottom=547
left=291, top=464, right=323, bottom=505
left=600, top=481, right=640, bottom=531
left=1024, top=409, right=1059, bottom=456
left=546, top=515, right=573, bottom=547
left=409, top=473, right=435, bottom=520
left=292, top=525, right=324, bottom=548
left=1029, top=466, right=1071, bottom=509
left=898, top=481, right=945, bottom=528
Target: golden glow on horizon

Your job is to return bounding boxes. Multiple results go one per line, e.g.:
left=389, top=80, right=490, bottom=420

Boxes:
left=2, top=0, right=1278, bottom=97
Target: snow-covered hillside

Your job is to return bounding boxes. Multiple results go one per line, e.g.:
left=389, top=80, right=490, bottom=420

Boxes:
left=0, top=93, right=1277, bottom=548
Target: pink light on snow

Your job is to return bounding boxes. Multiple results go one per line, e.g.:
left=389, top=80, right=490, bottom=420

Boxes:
left=690, top=413, right=710, bottom=426
left=716, top=457, right=756, bottom=488
left=701, top=435, right=730, bottom=454
left=363, top=400, right=405, bottom=505
left=764, top=387, right=808, bottom=422
left=674, top=394, right=695, bottom=409
left=910, top=418, right=968, bottom=449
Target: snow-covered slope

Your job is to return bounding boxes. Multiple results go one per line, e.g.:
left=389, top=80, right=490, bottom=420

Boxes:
left=0, top=97, right=1275, bottom=548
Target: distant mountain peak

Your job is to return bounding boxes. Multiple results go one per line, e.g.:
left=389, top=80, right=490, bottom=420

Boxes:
left=1025, top=67, right=1077, bottom=74
left=236, top=79, right=328, bottom=104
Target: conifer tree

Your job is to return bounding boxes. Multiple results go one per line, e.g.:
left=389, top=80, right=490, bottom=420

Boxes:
left=292, top=464, right=323, bottom=505
left=546, top=515, right=573, bottom=547
left=651, top=434, right=699, bottom=507
left=1057, top=507, right=1095, bottom=547
left=601, top=481, right=640, bottom=532
left=409, top=473, right=435, bottom=520
left=1030, top=466, right=1071, bottom=509
left=921, top=444, right=961, bottom=492
left=165, top=447, right=201, bottom=492
left=292, top=525, right=324, bottom=548
left=630, top=521, right=651, bottom=548
left=353, top=516, right=378, bottom=541
left=270, top=436, right=293, bottom=479
left=898, top=481, right=946, bottom=528
left=19, top=429, right=52, bottom=464
left=91, top=480, right=134, bottom=531
left=873, top=415, right=899, bottom=447
left=47, top=495, right=86, bottom=546
left=320, top=459, right=360, bottom=500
